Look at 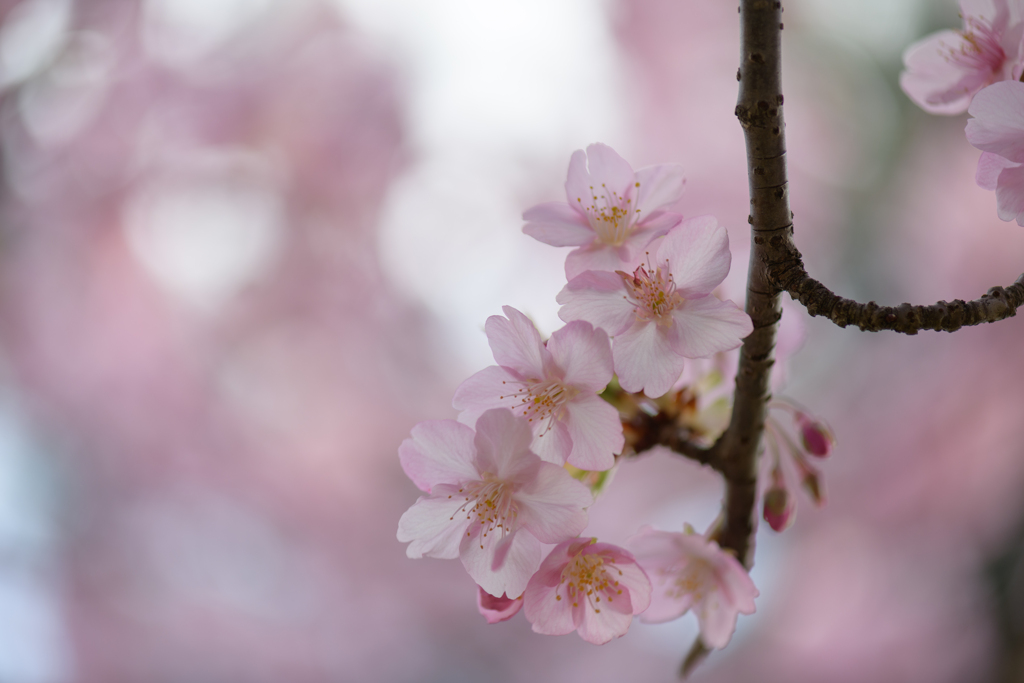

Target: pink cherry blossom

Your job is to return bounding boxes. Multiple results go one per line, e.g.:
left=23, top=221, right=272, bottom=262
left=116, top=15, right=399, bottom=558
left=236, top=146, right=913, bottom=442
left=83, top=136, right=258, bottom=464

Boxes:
left=476, top=586, right=523, bottom=624
left=452, top=306, right=624, bottom=471
left=900, top=0, right=1024, bottom=115
left=397, top=409, right=593, bottom=598
left=556, top=216, right=752, bottom=398
left=966, top=80, right=1024, bottom=224
left=523, top=143, right=685, bottom=279
left=629, top=526, right=758, bottom=650
left=522, top=537, right=651, bottom=645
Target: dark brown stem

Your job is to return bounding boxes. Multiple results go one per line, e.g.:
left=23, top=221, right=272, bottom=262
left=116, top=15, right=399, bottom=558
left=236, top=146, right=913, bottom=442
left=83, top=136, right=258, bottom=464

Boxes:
left=720, top=0, right=788, bottom=570
left=772, top=255, right=1024, bottom=333
left=677, top=1, right=788, bottom=675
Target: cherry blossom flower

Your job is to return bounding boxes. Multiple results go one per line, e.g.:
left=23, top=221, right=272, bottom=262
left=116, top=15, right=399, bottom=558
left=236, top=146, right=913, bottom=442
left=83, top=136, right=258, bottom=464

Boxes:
left=522, top=537, right=651, bottom=645
left=966, top=80, right=1024, bottom=225
left=476, top=586, right=523, bottom=624
left=629, top=526, right=758, bottom=650
left=900, top=0, right=1024, bottom=115
left=556, top=216, right=752, bottom=398
left=397, top=409, right=593, bottom=598
left=452, top=306, right=623, bottom=471
left=522, top=143, right=685, bottom=279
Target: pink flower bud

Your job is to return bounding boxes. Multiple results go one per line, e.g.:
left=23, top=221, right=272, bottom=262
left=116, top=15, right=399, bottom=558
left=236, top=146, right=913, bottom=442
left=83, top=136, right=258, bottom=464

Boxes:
left=763, top=485, right=795, bottom=532
left=476, top=586, right=523, bottom=624
left=797, top=414, right=834, bottom=458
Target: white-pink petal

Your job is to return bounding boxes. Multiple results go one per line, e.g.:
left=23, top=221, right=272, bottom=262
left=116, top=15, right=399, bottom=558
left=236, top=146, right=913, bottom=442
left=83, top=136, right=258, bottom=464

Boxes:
left=583, top=142, right=636, bottom=195
left=670, top=296, right=752, bottom=360
left=564, top=243, right=633, bottom=280
left=462, top=526, right=543, bottom=599
left=516, top=463, right=593, bottom=543
left=976, top=151, right=1017, bottom=190
left=522, top=202, right=595, bottom=247
left=660, top=215, right=732, bottom=297
left=484, top=306, right=550, bottom=379
left=563, top=395, right=623, bottom=471
left=452, top=365, right=519, bottom=426
left=397, top=491, right=470, bottom=560
left=612, top=321, right=687, bottom=398
left=471, top=408, right=538, bottom=481
left=530, top=419, right=573, bottom=465
left=967, top=81, right=1024, bottom=163
left=633, top=163, right=686, bottom=216
left=994, top=162, right=1024, bottom=224
left=398, top=420, right=479, bottom=493
left=545, top=321, right=613, bottom=392
left=557, top=271, right=635, bottom=336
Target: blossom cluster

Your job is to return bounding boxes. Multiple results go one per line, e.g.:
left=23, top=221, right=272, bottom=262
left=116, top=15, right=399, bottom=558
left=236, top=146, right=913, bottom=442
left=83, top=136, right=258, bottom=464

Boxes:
left=901, top=0, right=1024, bottom=224
left=397, top=144, right=765, bottom=648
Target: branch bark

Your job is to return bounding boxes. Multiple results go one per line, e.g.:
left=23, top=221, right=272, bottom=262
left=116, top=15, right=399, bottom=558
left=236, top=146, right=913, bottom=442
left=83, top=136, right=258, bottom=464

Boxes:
left=773, top=257, right=1024, bottom=333
left=716, top=0, right=789, bottom=570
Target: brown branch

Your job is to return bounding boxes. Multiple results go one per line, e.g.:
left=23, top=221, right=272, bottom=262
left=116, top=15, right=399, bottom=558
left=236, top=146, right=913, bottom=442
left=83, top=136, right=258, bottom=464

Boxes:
left=677, top=0, right=787, bottom=676
left=770, top=250, right=1024, bottom=333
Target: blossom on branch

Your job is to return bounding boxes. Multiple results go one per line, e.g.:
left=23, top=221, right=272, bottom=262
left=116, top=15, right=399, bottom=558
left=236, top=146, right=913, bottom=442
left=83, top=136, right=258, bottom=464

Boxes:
left=523, top=537, right=651, bottom=645
left=900, top=0, right=1024, bottom=114
left=966, top=80, right=1024, bottom=225
left=397, top=409, right=593, bottom=598
left=522, top=143, right=685, bottom=279
left=453, top=306, right=624, bottom=471
left=556, top=216, right=752, bottom=398
left=629, top=525, right=758, bottom=650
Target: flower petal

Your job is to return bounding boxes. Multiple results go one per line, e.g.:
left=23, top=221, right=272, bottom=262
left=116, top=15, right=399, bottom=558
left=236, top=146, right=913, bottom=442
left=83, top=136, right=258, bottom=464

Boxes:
left=670, top=296, right=752, bottom=359
left=546, top=321, right=613, bottom=392
left=564, top=243, right=633, bottom=280
left=462, top=526, right=543, bottom=599
left=530, top=418, right=573, bottom=465
left=612, top=321, right=687, bottom=398
left=397, top=490, right=471, bottom=560
left=900, top=30, right=982, bottom=115
left=976, top=151, right=1018, bottom=190
left=967, top=81, right=1024, bottom=162
left=564, top=148, right=592, bottom=209
left=522, top=202, right=595, bottom=247
left=659, top=216, right=732, bottom=297
left=557, top=270, right=635, bottom=336
left=633, top=163, right=686, bottom=216
left=484, top=306, right=550, bottom=379
left=516, top=462, right=592, bottom=543
left=695, top=592, right=740, bottom=650
left=995, top=161, right=1024, bottom=224
left=584, top=142, right=636, bottom=197
left=524, top=553, right=577, bottom=636
left=563, top=394, right=623, bottom=471
left=477, top=587, right=523, bottom=624
left=575, top=597, right=634, bottom=645
left=621, top=210, right=681, bottom=261
left=452, top=365, right=520, bottom=426
left=472, top=409, right=539, bottom=481
left=398, top=420, right=479, bottom=492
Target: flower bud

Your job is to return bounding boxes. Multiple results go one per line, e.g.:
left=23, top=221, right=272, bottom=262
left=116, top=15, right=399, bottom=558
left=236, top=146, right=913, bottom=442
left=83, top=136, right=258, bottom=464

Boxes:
left=800, top=468, right=826, bottom=507
left=763, top=485, right=795, bottom=532
left=797, top=414, right=834, bottom=458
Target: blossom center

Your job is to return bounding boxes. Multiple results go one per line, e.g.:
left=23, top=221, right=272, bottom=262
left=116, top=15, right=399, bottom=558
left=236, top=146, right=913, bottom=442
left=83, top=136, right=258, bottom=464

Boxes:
left=619, top=263, right=683, bottom=326
left=450, top=475, right=518, bottom=548
left=947, top=16, right=1006, bottom=73
left=554, top=550, right=624, bottom=613
left=577, top=182, right=640, bottom=247
left=499, top=378, right=577, bottom=433
left=664, top=558, right=712, bottom=602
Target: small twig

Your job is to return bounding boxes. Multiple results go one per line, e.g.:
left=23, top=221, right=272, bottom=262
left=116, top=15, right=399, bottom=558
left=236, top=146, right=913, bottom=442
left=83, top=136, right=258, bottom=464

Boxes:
left=769, top=249, right=1024, bottom=333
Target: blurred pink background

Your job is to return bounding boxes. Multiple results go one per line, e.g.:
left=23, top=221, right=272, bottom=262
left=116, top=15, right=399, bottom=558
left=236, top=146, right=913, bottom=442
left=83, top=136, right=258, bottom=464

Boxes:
left=0, top=0, right=1022, bottom=681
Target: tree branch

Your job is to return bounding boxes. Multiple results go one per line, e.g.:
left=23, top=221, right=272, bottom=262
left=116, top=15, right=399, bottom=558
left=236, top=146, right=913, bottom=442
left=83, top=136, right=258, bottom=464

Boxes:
left=676, top=1, right=788, bottom=674
left=771, top=251, right=1024, bottom=333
